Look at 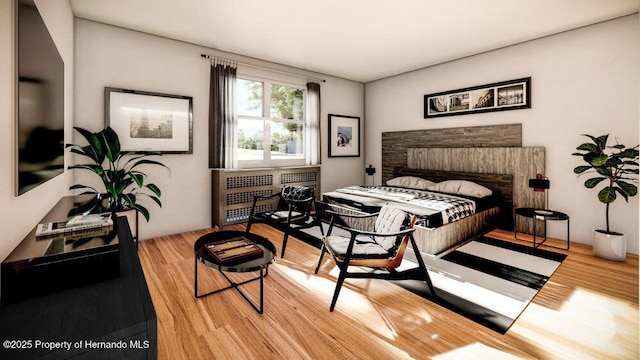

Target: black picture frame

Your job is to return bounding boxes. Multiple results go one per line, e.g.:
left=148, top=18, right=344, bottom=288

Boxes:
left=328, top=114, right=360, bottom=157
left=105, top=87, right=193, bottom=154
left=424, top=77, right=531, bottom=118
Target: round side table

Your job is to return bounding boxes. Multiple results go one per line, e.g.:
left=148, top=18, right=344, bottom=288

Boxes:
left=194, top=230, right=276, bottom=314
left=514, top=208, right=570, bottom=250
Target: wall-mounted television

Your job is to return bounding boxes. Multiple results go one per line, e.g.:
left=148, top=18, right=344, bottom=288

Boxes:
left=16, top=0, right=65, bottom=195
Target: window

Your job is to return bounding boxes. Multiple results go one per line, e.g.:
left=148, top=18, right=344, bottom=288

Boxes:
left=237, top=77, right=306, bottom=167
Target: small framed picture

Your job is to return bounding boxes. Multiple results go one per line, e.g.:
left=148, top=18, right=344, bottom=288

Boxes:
left=105, top=87, right=193, bottom=154
left=328, top=114, right=360, bottom=157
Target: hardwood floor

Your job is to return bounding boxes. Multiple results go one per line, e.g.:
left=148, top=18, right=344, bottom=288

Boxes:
left=138, top=225, right=638, bottom=359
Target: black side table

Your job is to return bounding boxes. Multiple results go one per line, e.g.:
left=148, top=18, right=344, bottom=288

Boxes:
left=194, top=230, right=276, bottom=314
left=514, top=208, right=570, bottom=250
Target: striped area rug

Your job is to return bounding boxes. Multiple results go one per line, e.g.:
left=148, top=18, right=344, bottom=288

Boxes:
left=396, top=236, right=567, bottom=334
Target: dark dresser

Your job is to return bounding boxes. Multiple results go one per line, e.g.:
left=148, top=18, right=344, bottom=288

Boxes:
left=0, top=196, right=157, bottom=359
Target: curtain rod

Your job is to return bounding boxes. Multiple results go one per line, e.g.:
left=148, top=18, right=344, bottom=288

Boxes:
left=201, top=54, right=325, bottom=83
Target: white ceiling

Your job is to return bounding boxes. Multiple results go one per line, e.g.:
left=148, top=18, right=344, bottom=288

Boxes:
left=70, top=0, right=639, bottom=83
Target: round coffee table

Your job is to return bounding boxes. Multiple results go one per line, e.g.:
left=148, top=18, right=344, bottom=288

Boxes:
left=194, top=230, right=276, bottom=314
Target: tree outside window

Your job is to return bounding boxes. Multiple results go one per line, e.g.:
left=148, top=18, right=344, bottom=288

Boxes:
left=237, top=78, right=305, bottom=165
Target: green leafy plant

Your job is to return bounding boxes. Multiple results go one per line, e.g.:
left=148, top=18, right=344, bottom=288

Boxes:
left=572, top=134, right=639, bottom=234
left=66, top=126, right=170, bottom=221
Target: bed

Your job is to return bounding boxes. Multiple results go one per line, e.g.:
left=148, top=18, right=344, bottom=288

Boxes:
left=321, top=167, right=513, bottom=256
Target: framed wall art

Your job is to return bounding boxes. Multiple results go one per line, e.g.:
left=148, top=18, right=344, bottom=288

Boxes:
left=328, top=114, right=360, bottom=157
left=105, top=87, right=193, bottom=154
left=424, top=77, right=531, bottom=118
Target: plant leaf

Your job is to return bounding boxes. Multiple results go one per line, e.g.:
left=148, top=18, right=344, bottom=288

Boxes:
left=595, top=167, right=611, bottom=177
left=69, top=184, right=98, bottom=192
left=146, top=183, right=161, bottom=197
left=115, top=181, right=128, bottom=196
left=613, top=186, right=629, bottom=202
left=615, top=180, right=638, bottom=197
left=582, top=134, right=608, bottom=149
left=143, top=194, right=162, bottom=208
left=576, top=143, right=598, bottom=152
left=68, top=147, right=96, bottom=161
left=71, top=127, right=106, bottom=164
left=584, top=177, right=607, bottom=188
left=573, top=165, right=591, bottom=174
left=131, top=204, right=150, bottom=222
left=590, top=154, right=608, bottom=166
left=131, top=173, right=144, bottom=187
left=594, top=134, right=609, bottom=148
left=129, top=159, right=170, bottom=171
left=67, top=164, right=101, bottom=172
left=98, top=126, right=121, bottom=163
left=598, top=187, right=617, bottom=204
left=121, top=193, right=137, bottom=207
left=68, top=164, right=105, bottom=177
left=123, top=154, right=152, bottom=169
left=619, top=148, right=640, bottom=159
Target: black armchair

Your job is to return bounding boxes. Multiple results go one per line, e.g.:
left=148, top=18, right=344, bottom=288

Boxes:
left=314, top=205, right=436, bottom=311
left=246, top=185, right=323, bottom=258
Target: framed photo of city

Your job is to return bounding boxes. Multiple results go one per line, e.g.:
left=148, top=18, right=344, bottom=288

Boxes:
left=424, top=77, right=531, bottom=118
left=328, top=114, right=360, bottom=157
left=105, top=87, right=193, bottom=153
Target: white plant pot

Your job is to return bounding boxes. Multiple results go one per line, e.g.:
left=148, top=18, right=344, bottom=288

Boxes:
left=593, top=230, right=626, bottom=261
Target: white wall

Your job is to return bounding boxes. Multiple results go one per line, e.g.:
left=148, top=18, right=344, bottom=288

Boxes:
left=319, top=78, right=366, bottom=192
left=75, top=19, right=364, bottom=240
left=364, top=15, right=639, bottom=254
left=0, top=0, right=74, bottom=265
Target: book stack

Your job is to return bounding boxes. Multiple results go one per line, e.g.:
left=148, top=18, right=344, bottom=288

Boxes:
left=204, top=237, right=264, bottom=265
left=36, top=213, right=114, bottom=240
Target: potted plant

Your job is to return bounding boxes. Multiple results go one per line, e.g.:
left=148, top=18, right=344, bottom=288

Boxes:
left=66, top=126, right=170, bottom=221
left=572, top=134, right=639, bottom=261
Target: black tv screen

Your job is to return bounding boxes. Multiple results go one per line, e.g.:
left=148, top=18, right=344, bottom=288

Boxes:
left=16, top=0, right=65, bottom=195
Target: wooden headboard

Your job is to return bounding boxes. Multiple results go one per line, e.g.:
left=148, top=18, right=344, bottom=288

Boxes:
left=381, top=124, right=522, bottom=182
left=381, top=124, right=544, bottom=234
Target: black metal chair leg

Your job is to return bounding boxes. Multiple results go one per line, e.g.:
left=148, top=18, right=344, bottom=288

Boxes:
left=194, top=256, right=199, bottom=298
left=409, top=235, right=437, bottom=298
left=245, top=219, right=253, bottom=233
left=281, top=231, right=290, bottom=258
left=314, top=244, right=326, bottom=274
left=329, top=269, right=348, bottom=312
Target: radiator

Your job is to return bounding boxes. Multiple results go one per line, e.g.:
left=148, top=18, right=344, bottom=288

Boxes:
left=211, top=166, right=321, bottom=227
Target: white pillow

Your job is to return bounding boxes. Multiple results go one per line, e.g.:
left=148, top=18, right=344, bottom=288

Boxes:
left=386, top=176, right=436, bottom=190
left=428, top=180, right=493, bottom=198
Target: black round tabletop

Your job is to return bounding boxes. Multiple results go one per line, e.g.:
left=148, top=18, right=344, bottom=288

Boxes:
left=194, top=230, right=276, bottom=272
left=515, top=207, right=569, bottom=221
